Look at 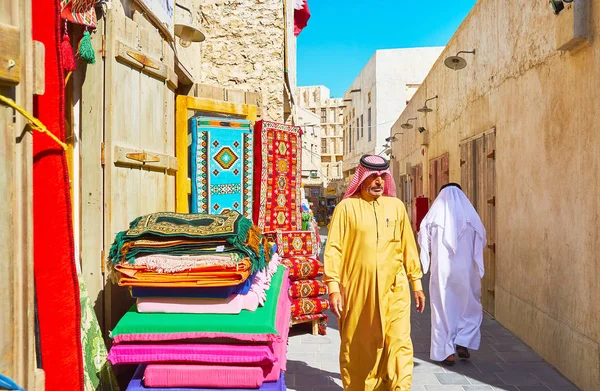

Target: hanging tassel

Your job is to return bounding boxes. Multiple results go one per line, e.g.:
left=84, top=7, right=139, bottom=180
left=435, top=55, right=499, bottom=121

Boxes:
left=77, top=29, right=96, bottom=65
left=61, top=22, right=77, bottom=72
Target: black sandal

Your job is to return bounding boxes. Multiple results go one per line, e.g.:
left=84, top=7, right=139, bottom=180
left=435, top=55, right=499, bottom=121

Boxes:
left=456, top=345, right=470, bottom=359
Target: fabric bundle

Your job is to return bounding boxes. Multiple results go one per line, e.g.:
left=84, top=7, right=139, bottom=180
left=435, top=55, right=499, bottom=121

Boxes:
left=107, top=211, right=291, bottom=390
left=276, top=231, right=328, bottom=335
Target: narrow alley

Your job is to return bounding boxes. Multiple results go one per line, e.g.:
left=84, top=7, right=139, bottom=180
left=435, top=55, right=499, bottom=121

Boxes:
left=284, top=228, right=578, bottom=391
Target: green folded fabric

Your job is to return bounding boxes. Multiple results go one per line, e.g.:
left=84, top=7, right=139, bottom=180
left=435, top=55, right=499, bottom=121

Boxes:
left=111, top=265, right=285, bottom=337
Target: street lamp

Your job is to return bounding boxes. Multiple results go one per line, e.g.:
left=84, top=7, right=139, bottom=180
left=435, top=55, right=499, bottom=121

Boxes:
left=385, top=132, right=403, bottom=142
left=417, top=95, right=439, bottom=113
left=400, top=117, right=417, bottom=130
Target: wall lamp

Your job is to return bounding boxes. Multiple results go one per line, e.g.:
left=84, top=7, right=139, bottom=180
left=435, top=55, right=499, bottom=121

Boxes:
left=417, top=95, right=438, bottom=113
left=550, top=0, right=573, bottom=15
left=444, top=50, right=476, bottom=71
left=385, top=132, right=403, bottom=142
left=400, top=117, right=417, bottom=130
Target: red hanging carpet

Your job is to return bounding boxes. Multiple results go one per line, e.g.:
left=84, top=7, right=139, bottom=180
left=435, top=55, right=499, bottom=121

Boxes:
left=32, top=0, right=84, bottom=389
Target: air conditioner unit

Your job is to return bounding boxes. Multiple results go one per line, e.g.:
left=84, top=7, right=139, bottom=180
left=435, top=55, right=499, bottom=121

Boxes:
left=310, top=172, right=318, bottom=178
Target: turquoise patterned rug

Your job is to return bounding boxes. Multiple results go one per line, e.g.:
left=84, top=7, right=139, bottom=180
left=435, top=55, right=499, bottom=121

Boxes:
left=189, top=116, right=253, bottom=218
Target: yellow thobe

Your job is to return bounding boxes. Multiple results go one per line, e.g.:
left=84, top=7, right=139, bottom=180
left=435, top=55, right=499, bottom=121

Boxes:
left=324, top=195, right=423, bottom=391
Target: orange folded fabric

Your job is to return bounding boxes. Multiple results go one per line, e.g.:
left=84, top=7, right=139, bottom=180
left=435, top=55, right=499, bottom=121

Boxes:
left=115, top=258, right=252, bottom=288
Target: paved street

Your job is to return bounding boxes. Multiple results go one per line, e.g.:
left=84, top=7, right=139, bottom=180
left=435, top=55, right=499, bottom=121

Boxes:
left=285, top=228, right=579, bottom=391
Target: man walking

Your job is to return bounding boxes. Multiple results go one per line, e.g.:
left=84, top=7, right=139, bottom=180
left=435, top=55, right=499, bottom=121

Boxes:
left=324, top=155, right=425, bottom=390
left=418, top=183, right=486, bottom=366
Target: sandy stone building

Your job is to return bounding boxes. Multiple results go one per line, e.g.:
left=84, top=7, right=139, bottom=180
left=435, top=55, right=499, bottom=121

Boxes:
left=390, top=2, right=599, bottom=389
left=197, top=0, right=298, bottom=122
left=296, top=86, right=345, bottom=200
left=341, top=47, right=444, bottom=184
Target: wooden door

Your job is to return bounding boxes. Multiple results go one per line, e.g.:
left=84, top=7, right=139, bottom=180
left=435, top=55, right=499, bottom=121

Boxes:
left=0, top=2, right=42, bottom=388
left=103, top=10, right=177, bottom=332
left=460, top=130, right=496, bottom=315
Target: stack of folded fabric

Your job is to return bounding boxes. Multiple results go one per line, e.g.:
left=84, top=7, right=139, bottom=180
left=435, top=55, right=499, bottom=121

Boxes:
left=274, top=231, right=329, bottom=336
left=107, top=210, right=291, bottom=390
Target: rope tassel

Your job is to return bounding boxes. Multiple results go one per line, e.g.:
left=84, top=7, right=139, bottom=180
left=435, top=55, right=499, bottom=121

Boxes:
left=77, top=29, right=96, bottom=64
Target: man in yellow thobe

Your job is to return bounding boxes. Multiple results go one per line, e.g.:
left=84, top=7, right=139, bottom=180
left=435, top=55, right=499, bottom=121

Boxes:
left=324, top=155, right=425, bottom=390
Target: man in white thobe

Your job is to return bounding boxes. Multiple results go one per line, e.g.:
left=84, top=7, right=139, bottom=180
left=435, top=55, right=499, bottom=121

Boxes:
left=418, top=183, right=486, bottom=366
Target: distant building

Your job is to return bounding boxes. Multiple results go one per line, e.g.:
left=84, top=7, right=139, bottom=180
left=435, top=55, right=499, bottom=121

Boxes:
left=341, top=47, right=444, bottom=183
left=296, top=86, right=345, bottom=201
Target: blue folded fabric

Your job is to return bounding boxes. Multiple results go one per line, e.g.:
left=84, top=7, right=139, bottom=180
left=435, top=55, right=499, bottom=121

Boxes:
left=126, top=365, right=285, bottom=391
left=130, top=272, right=256, bottom=299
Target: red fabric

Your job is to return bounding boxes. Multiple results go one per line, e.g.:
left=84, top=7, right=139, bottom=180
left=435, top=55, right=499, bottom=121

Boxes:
left=291, top=297, right=329, bottom=317
left=275, top=230, right=317, bottom=257
left=32, top=0, right=84, bottom=389
left=289, top=279, right=327, bottom=298
left=294, top=0, right=311, bottom=37
left=280, top=257, right=322, bottom=280
left=252, top=120, right=303, bottom=232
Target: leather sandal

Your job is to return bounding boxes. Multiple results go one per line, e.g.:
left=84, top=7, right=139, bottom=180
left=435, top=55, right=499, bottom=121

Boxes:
left=456, top=345, right=471, bottom=359
left=441, top=354, right=455, bottom=366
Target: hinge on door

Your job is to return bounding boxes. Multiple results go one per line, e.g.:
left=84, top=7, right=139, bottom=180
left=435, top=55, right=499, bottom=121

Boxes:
left=101, top=35, right=106, bottom=58
left=100, top=250, right=105, bottom=275
left=487, top=243, right=496, bottom=253
left=460, top=159, right=466, bottom=166
left=487, top=196, right=496, bottom=206
left=487, top=150, right=496, bottom=160
left=487, top=289, right=495, bottom=297
left=100, top=142, right=105, bottom=166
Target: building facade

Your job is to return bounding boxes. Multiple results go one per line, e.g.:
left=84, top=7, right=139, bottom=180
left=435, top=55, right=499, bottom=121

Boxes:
left=341, top=47, right=444, bottom=183
left=297, top=106, right=323, bottom=207
left=297, top=86, right=345, bottom=200
left=390, top=2, right=599, bottom=389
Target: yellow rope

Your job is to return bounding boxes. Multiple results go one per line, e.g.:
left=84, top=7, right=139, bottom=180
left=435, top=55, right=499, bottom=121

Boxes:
left=0, top=94, right=68, bottom=150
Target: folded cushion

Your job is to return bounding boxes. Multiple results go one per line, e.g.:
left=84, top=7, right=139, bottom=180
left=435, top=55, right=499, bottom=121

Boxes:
left=291, top=297, right=330, bottom=317
left=143, top=364, right=265, bottom=388
left=107, top=343, right=276, bottom=365
left=289, top=279, right=328, bottom=298
left=126, top=365, right=285, bottom=391
left=130, top=273, right=255, bottom=299
left=111, top=265, right=287, bottom=343
left=280, top=256, right=323, bottom=280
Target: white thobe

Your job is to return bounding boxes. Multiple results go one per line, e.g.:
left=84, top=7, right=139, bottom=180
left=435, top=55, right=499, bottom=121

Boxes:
left=421, top=225, right=483, bottom=361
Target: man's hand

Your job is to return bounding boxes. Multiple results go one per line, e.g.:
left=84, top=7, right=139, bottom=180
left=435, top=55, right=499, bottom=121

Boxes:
left=414, top=290, right=426, bottom=313
left=329, top=292, right=343, bottom=318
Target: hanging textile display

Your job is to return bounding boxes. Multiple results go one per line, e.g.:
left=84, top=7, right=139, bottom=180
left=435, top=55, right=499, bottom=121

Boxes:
left=252, top=120, right=302, bottom=233
left=189, top=116, right=254, bottom=218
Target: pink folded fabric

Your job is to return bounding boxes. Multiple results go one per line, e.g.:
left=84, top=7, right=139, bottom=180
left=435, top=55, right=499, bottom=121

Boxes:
left=143, top=364, right=265, bottom=388
left=107, top=343, right=276, bottom=365
left=136, top=258, right=282, bottom=314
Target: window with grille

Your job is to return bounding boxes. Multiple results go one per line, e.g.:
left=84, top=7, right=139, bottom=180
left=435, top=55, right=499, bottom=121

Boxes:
left=361, top=115, right=364, bottom=138
left=321, top=138, right=327, bottom=153
left=321, top=108, right=326, bottom=122
left=356, top=118, right=359, bottom=140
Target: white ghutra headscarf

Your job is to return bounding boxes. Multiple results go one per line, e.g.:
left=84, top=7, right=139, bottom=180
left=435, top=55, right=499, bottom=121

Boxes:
left=418, top=184, right=486, bottom=277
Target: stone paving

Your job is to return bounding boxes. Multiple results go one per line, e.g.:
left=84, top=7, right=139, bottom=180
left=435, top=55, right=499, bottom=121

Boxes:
left=285, top=228, right=579, bottom=391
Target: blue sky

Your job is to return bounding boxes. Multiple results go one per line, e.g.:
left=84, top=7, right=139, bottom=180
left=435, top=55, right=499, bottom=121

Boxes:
left=297, top=0, right=477, bottom=98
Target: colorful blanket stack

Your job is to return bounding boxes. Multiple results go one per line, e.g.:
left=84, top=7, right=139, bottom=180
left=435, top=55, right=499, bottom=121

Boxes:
left=107, top=211, right=291, bottom=390
left=275, top=231, right=329, bottom=336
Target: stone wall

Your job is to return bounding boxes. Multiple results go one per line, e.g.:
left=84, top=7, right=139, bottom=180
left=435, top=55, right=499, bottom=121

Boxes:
left=197, top=0, right=286, bottom=122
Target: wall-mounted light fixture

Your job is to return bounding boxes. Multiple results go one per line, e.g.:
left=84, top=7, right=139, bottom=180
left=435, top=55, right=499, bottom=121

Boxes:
left=174, top=4, right=206, bottom=48
left=385, top=132, right=403, bottom=142
left=444, top=50, right=476, bottom=71
left=400, top=117, right=417, bottom=130
left=417, top=95, right=439, bottom=113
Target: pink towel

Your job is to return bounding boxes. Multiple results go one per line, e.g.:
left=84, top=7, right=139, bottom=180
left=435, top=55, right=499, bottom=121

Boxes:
left=108, top=343, right=276, bottom=365
left=143, top=364, right=265, bottom=388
